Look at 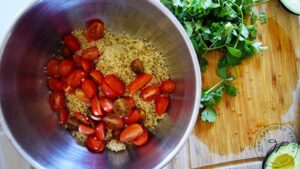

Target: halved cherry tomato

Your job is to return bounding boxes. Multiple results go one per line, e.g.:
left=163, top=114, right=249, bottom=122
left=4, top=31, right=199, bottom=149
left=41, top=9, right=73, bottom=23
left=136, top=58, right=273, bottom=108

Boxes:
left=86, top=19, right=105, bottom=42
left=124, top=109, right=141, bottom=124
left=160, top=80, right=176, bottom=93
left=130, top=59, right=144, bottom=75
left=66, top=117, right=79, bottom=128
left=101, top=81, right=118, bottom=100
left=73, top=55, right=81, bottom=66
left=119, top=123, right=143, bottom=143
left=113, top=98, right=130, bottom=117
left=86, top=136, right=105, bottom=153
left=90, top=115, right=102, bottom=123
left=141, top=85, right=160, bottom=102
left=104, top=75, right=125, bottom=95
left=103, top=113, right=124, bottom=131
left=81, top=47, right=99, bottom=61
left=59, top=60, right=75, bottom=77
left=74, top=88, right=90, bottom=104
left=66, top=69, right=86, bottom=87
left=63, top=34, right=81, bottom=52
left=46, top=59, right=61, bottom=78
left=89, top=69, right=104, bottom=84
left=128, top=74, right=153, bottom=94
left=59, top=107, right=69, bottom=124
left=73, top=112, right=89, bottom=125
left=82, top=79, right=97, bottom=98
left=155, top=95, right=169, bottom=115
left=99, top=97, right=113, bottom=113
left=124, top=96, right=136, bottom=110
left=80, top=59, right=93, bottom=73
left=95, top=122, right=106, bottom=141
left=60, top=45, right=73, bottom=59
left=49, top=92, right=65, bottom=112
left=132, top=128, right=149, bottom=146
left=79, top=124, right=95, bottom=135
left=91, top=97, right=104, bottom=116
left=48, top=78, right=64, bottom=92
left=63, top=84, right=75, bottom=94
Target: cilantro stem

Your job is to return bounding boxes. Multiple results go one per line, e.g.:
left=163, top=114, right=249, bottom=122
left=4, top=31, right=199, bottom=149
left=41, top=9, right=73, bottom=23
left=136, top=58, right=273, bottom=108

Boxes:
left=203, top=79, right=225, bottom=95
left=252, top=0, right=271, bottom=6
left=231, top=1, right=244, bottom=48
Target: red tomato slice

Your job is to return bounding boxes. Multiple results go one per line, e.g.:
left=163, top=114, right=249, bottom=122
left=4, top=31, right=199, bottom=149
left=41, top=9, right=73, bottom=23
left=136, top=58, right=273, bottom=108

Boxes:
left=128, top=74, right=153, bottom=94
left=124, top=109, right=141, bottom=124
left=63, top=84, right=75, bottom=94
left=123, top=96, right=136, bottom=110
left=81, top=47, right=99, bottom=61
left=74, top=88, right=90, bottom=104
left=101, top=81, right=118, bottom=100
left=141, top=85, right=160, bottom=102
left=99, top=97, right=113, bottom=113
left=80, top=59, right=93, bottom=73
left=119, top=123, right=144, bottom=143
left=46, top=59, right=61, bottom=78
left=132, top=128, right=149, bottom=146
left=160, top=80, right=176, bottom=93
left=91, top=97, right=104, bottom=116
left=73, top=112, right=89, bottom=125
left=155, top=95, right=170, bottom=115
left=104, top=75, right=125, bottom=96
left=103, top=113, right=124, bottom=131
left=89, top=114, right=102, bottom=121
left=59, top=108, right=69, bottom=124
left=48, top=78, right=64, bottom=92
left=59, top=60, right=75, bottom=77
left=79, top=124, right=95, bottom=135
left=66, top=69, right=86, bottom=87
left=86, top=136, right=105, bottom=153
left=63, top=34, right=81, bottom=52
left=73, top=55, right=82, bottom=66
left=86, top=19, right=105, bottom=42
left=82, top=79, right=97, bottom=98
left=61, top=45, right=73, bottom=59
left=89, top=69, right=104, bottom=84
left=95, top=122, right=106, bottom=141
left=49, top=92, right=65, bottom=112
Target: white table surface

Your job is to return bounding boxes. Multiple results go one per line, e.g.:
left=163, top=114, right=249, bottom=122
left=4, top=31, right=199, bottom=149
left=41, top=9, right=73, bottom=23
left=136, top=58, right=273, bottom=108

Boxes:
left=0, top=1, right=180, bottom=169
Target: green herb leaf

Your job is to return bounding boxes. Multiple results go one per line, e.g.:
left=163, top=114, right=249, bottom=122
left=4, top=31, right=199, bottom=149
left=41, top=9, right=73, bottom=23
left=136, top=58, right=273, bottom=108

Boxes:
left=201, top=107, right=217, bottom=123
left=216, top=67, right=228, bottom=79
left=224, top=84, right=238, bottom=96
left=184, top=21, right=193, bottom=37
left=226, top=46, right=242, bottom=58
left=259, top=12, right=267, bottom=24
left=199, top=57, right=208, bottom=72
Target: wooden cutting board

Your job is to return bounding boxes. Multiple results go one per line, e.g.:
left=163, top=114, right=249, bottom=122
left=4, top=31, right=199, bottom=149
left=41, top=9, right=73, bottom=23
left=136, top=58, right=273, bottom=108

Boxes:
left=188, top=1, right=300, bottom=168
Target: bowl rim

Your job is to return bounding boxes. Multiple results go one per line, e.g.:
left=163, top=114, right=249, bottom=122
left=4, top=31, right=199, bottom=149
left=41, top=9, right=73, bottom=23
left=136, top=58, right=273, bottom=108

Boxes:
left=0, top=0, right=202, bottom=168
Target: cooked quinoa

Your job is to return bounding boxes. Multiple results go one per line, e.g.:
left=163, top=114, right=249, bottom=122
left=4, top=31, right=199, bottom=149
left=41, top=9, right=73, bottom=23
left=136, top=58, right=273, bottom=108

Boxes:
left=72, top=30, right=169, bottom=131
left=71, top=131, right=87, bottom=146
left=106, top=139, right=126, bottom=152
left=65, top=93, right=89, bottom=115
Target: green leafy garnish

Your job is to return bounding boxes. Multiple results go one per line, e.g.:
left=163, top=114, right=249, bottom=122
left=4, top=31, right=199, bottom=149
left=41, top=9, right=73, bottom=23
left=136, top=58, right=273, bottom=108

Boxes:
left=161, top=0, right=269, bottom=123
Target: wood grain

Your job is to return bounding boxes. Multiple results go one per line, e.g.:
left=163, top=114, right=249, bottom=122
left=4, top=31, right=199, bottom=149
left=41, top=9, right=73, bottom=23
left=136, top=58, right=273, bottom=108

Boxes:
left=189, top=0, right=300, bottom=168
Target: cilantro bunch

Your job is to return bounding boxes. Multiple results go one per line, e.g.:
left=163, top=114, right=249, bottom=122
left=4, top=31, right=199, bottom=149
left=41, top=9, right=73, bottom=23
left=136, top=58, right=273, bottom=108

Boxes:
left=161, top=0, right=268, bottom=122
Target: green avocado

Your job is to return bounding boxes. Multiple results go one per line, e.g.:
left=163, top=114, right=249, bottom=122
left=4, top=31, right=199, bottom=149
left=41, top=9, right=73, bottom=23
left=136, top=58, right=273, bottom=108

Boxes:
left=264, top=143, right=300, bottom=169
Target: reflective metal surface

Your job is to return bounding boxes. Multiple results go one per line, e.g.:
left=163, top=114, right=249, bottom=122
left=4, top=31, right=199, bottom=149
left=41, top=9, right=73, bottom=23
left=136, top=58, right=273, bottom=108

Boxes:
left=0, top=0, right=201, bottom=169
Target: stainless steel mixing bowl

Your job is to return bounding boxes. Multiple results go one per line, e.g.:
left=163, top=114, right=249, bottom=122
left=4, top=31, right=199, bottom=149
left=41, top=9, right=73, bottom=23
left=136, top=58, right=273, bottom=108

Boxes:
left=0, top=0, right=201, bottom=168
